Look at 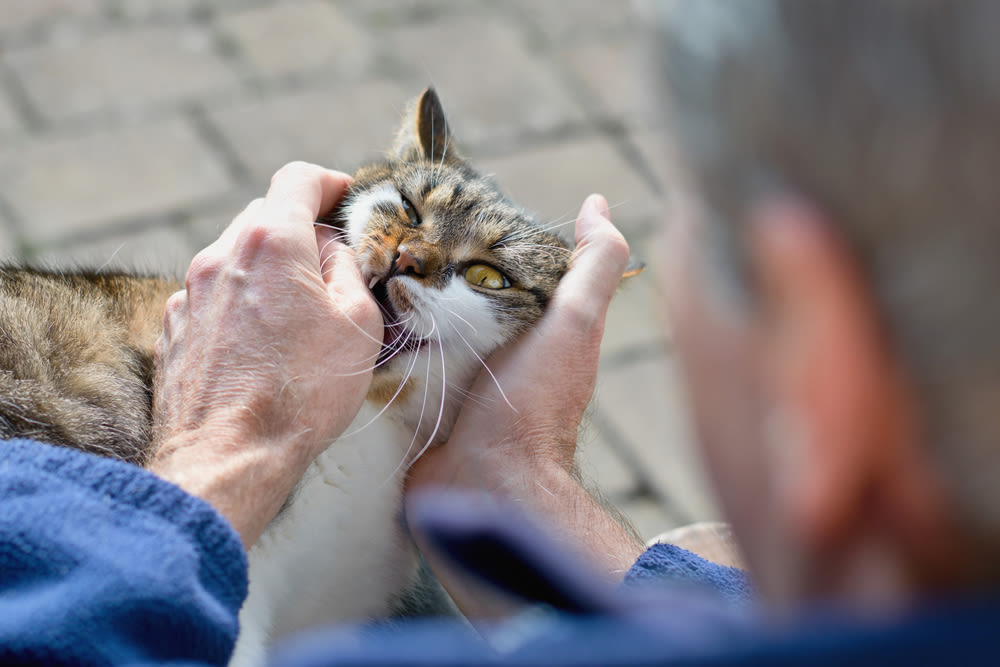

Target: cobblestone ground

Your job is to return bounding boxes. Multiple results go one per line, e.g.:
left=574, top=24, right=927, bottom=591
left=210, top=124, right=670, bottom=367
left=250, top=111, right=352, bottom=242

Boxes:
left=0, top=0, right=721, bottom=540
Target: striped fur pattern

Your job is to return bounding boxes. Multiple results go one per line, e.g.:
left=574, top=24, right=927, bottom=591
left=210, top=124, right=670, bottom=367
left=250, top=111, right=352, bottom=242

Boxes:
left=325, top=87, right=570, bottom=445
left=0, top=268, right=178, bottom=464
left=0, top=88, right=573, bottom=666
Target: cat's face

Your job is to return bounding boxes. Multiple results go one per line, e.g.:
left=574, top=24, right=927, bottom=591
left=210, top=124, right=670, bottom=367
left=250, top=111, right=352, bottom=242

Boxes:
left=336, top=89, right=569, bottom=414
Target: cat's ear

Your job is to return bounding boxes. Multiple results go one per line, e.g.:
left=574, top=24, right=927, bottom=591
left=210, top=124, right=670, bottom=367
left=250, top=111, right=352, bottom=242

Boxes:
left=622, top=258, right=645, bottom=279
left=394, top=88, right=458, bottom=162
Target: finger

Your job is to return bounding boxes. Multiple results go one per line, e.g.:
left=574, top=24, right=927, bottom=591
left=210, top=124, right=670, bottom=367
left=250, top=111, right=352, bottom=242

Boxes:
left=321, top=239, right=383, bottom=346
left=157, top=289, right=188, bottom=367
left=238, top=163, right=353, bottom=273
left=320, top=235, right=368, bottom=295
left=265, top=162, right=353, bottom=228
left=315, top=226, right=347, bottom=285
left=161, top=289, right=187, bottom=339
left=545, top=194, right=630, bottom=331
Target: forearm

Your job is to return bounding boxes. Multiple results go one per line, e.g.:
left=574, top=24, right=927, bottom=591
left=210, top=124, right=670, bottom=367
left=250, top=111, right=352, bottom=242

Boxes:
left=406, top=194, right=638, bottom=618
left=499, top=462, right=646, bottom=581
left=150, top=433, right=291, bottom=550
left=409, top=460, right=645, bottom=619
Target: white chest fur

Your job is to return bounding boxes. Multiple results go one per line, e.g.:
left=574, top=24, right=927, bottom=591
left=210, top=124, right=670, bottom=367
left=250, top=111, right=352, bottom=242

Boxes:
left=229, top=279, right=500, bottom=666
left=230, top=404, right=419, bottom=666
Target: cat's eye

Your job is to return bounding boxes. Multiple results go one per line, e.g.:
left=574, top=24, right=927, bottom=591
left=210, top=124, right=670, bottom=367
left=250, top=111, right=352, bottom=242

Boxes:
left=400, top=194, right=421, bottom=227
left=464, top=264, right=510, bottom=290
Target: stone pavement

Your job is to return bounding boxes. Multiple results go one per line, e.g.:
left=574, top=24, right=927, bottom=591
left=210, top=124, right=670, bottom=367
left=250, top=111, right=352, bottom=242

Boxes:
left=0, top=0, right=722, bottom=540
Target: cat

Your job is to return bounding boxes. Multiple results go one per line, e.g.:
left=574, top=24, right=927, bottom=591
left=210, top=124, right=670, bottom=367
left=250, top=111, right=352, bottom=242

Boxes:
left=0, top=88, right=576, bottom=665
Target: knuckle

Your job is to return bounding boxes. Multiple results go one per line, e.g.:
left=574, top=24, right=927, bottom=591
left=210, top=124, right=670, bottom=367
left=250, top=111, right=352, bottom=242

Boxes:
left=594, top=226, right=630, bottom=270
left=159, top=291, right=187, bottom=357
left=153, top=332, right=169, bottom=370
left=185, top=252, right=222, bottom=291
left=349, top=291, right=382, bottom=324
left=163, top=290, right=186, bottom=315
left=561, top=300, right=599, bottom=335
left=609, top=231, right=630, bottom=262
left=340, top=291, right=383, bottom=334
left=235, top=223, right=297, bottom=264
left=610, top=236, right=631, bottom=270
left=238, top=223, right=274, bottom=253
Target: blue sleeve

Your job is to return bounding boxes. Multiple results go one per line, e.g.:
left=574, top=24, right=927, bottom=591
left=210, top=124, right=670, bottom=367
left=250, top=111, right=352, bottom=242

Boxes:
left=623, top=543, right=755, bottom=606
left=0, top=438, right=248, bottom=666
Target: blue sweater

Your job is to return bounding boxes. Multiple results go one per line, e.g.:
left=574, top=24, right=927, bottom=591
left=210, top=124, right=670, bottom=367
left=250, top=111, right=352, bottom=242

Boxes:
left=1, top=438, right=998, bottom=665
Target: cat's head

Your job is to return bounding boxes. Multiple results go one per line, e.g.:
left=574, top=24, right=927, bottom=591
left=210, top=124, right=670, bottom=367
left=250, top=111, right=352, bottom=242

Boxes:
left=335, top=88, right=570, bottom=421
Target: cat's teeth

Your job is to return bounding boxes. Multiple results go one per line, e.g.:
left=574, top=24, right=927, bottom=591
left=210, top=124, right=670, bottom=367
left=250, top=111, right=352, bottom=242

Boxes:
left=369, top=276, right=380, bottom=290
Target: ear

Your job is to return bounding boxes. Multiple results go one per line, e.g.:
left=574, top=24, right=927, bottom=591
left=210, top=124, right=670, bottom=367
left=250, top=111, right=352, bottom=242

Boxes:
left=393, top=87, right=457, bottom=163
left=621, top=258, right=645, bottom=279
left=748, top=198, right=916, bottom=557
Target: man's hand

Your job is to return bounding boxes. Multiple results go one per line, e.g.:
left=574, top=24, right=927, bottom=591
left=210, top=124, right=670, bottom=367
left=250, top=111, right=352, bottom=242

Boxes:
left=150, top=162, right=383, bottom=549
left=406, top=194, right=645, bottom=616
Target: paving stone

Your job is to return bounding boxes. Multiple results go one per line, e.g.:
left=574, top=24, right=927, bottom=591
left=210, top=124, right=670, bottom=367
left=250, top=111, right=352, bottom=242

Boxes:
left=602, top=268, right=670, bottom=357
left=0, top=0, right=101, bottom=33
left=577, top=430, right=639, bottom=501
left=511, top=0, right=637, bottom=45
left=342, top=0, right=499, bottom=28
left=0, top=91, right=22, bottom=135
left=0, top=119, right=235, bottom=243
left=218, top=1, right=371, bottom=80
left=475, top=137, right=658, bottom=238
left=558, top=39, right=654, bottom=125
left=595, top=353, right=721, bottom=524
left=0, top=0, right=688, bottom=544
left=206, top=80, right=411, bottom=181
left=108, top=0, right=219, bottom=20
left=6, top=26, right=239, bottom=122
left=0, top=215, right=19, bottom=260
left=181, top=190, right=260, bottom=251
left=629, top=130, right=681, bottom=202
left=388, top=17, right=585, bottom=147
left=34, top=225, right=196, bottom=277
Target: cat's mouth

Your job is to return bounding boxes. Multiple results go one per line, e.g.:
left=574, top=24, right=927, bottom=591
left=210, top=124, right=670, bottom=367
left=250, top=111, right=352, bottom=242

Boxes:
left=371, top=278, right=428, bottom=365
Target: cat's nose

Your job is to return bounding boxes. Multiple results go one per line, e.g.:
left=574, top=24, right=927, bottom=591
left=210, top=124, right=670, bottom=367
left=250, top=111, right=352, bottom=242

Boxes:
left=394, top=244, right=424, bottom=276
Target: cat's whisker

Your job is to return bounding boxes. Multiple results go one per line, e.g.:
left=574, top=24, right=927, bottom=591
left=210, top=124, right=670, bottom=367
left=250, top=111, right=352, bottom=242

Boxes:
left=317, top=237, right=346, bottom=276
left=329, top=321, right=412, bottom=371
left=446, top=319, right=517, bottom=413
left=340, top=337, right=421, bottom=438
left=312, top=220, right=348, bottom=234
left=406, top=322, right=448, bottom=469
left=499, top=221, right=575, bottom=245
left=96, top=242, right=127, bottom=273
left=449, top=384, right=494, bottom=410
left=441, top=307, right=478, bottom=334
left=320, top=296, right=390, bottom=348
left=357, top=326, right=418, bottom=374
left=316, top=259, right=419, bottom=354
left=502, top=242, right=573, bottom=262
left=380, top=323, right=436, bottom=488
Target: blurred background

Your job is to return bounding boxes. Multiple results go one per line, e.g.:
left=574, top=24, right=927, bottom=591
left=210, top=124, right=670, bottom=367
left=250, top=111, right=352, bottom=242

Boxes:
left=0, top=0, right=719, bottom=539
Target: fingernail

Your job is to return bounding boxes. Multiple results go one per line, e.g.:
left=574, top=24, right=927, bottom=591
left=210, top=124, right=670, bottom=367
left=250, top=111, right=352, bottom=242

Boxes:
left=590, top=194, right=611, bottom=221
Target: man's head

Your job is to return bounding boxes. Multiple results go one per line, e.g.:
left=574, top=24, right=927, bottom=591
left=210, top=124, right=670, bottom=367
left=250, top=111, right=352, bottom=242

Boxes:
left=650, top=0, right=1000, bottom=607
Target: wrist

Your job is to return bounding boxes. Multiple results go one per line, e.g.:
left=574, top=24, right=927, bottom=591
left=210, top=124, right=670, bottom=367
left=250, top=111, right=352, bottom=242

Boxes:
left=411, top=451, right=644, bottom=583
left=150, top=429, right=300, bottom=549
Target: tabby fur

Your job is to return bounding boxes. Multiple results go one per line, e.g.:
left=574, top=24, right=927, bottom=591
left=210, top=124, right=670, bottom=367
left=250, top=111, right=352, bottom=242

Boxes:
left=0, top=88, right=573, bottom=666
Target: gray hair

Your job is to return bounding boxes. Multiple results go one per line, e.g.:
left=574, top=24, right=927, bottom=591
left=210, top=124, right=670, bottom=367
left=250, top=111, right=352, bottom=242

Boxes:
left=652, top=0, right=1000, bottom=546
